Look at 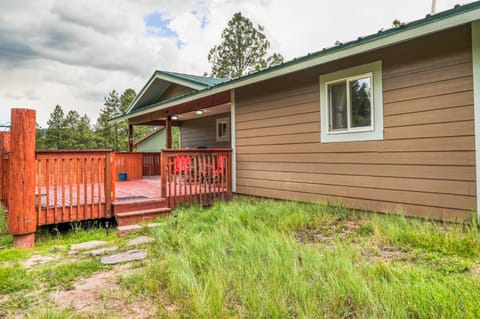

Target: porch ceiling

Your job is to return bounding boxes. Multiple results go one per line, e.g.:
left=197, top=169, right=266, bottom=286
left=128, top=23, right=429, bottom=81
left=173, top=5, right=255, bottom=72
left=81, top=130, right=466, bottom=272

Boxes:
left=128, top=90, right=230, bottom=125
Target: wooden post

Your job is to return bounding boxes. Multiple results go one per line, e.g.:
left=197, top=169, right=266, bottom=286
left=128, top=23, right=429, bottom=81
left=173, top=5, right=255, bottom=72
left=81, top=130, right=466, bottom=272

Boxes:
left=128, top=124, right=133, bottom=152
left=226, top=150, right=233, bottom=200
left=110, top=152, right=116, bottom=201
left=166, top=116, right=172, bottom=149
left=8, top=109, right=36, bottom=248
left=0, top=132, right=10, bottom=204
left=160, top=151, right=166, bottom=198
left=104, top=151, right=115, bottom=217
left=0, top=132, right=10, bottom=152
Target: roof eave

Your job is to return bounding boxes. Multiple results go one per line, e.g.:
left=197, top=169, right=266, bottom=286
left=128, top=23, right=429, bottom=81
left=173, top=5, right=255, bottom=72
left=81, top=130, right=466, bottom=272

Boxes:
left=122, top=3, right=480, bottom=120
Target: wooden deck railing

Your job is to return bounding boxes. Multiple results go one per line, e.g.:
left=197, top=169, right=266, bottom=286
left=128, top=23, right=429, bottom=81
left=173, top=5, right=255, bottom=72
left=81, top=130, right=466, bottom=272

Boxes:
left=115, top=152, right=161, bottom=180
left=0, top=131, right=9, bottom=207
left=0, top=152, right=8, bottom=206
left=35, top=150, right=114, bottom=225
left=160, top=148, right=232, bottom=207
left=115, top=152, right=143, bottom=181
left=142, top=152, right=161, bottom=176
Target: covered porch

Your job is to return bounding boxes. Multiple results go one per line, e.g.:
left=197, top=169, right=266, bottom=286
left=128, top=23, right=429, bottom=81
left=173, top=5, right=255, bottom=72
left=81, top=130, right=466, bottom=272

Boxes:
left=120, top=77, right=235, bottom=210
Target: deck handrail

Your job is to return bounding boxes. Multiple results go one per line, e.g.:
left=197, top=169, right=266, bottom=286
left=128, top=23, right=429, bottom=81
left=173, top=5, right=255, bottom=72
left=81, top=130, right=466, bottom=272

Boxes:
left=160, top=148, right=233, bottom=206
left=35, top=150, right=113, bottom=225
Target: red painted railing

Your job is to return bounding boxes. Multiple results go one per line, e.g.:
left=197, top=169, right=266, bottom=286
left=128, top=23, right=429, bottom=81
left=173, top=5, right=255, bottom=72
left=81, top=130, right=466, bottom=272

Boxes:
left=35, top=150, right=114, bottom=225
left=0, top=153, right=8, bottom=207
left=161, top=148, right=232, bottom=207
left=115, top=152, right=143, bottom=181
left=142, top=152, right=161, bottom=176
left=115, top=152, right=161, bottom=181
left=0, top=132, right=9, bottom=207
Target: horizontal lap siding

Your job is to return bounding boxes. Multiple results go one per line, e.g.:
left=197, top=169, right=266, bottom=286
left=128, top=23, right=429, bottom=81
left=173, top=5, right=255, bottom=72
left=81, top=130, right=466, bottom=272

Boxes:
left=181, top=113, right=231, bottom=148
left=235, top=25, right=475, bottom=221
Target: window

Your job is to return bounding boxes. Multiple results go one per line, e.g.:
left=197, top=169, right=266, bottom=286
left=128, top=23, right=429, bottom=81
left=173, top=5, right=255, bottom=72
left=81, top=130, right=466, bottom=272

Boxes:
left=320, top=61, right=383, bottom=143
left=216, top=117, right=229, bottom=142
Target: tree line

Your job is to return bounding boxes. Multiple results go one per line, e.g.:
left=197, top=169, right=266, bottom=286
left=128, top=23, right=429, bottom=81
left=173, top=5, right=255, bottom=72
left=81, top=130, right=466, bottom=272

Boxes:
left=36, top=88, right=151, bottom=151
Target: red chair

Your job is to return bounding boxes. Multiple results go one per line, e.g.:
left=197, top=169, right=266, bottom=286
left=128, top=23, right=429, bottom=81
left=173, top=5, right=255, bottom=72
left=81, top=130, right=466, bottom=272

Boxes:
left=202, top=155, right=226, bottom=183
left=172, top=156, right=192, bottom=183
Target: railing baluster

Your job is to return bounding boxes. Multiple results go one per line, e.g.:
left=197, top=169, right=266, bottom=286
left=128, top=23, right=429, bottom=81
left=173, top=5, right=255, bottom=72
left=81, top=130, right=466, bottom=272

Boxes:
left=36, top=159, right=41, bottom=224
left=97, top=156, right=101, bottom=219
left=61, top=158, right=65, bottom=222
left=69, top=158, right=73, bottom=221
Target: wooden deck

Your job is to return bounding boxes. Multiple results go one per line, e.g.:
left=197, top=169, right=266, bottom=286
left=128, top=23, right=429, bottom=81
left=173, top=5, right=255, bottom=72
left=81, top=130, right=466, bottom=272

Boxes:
left=115, top=176, right=162, bottom=200
left=2, top=145, right=232, bottom=237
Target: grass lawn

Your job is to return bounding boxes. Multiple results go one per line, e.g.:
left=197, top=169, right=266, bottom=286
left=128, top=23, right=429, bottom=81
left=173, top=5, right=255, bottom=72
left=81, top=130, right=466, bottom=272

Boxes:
left=1, top=198, right=480, bottom=318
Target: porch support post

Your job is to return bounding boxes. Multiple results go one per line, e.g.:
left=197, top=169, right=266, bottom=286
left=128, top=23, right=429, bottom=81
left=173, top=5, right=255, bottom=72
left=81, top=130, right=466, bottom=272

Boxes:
left=128, top=124, right=133, bottom=152
left=166, top=116, right=172, bottom=149
left=9, top=108, right=37, bottom=248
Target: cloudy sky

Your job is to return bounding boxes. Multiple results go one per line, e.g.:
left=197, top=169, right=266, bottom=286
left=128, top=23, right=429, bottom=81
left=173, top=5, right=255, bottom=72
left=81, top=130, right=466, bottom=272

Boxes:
left=0, top=0, right=473, bottom=127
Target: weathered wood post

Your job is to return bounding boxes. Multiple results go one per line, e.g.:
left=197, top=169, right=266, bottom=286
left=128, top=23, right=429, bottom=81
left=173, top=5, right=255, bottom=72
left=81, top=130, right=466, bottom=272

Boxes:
left=8, top=108, right=37, bottom=248
left=166, top=116, right=172, bottom=149
left=0, top=131, right=10, bottom=204
left=128, top=124, right=133, bottom=152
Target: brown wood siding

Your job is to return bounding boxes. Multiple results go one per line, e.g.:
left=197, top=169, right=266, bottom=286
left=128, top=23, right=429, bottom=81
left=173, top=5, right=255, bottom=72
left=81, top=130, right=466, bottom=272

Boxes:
left=181, top=113, right=231, bottom=148
left=235, top=25, right=475, bottom=221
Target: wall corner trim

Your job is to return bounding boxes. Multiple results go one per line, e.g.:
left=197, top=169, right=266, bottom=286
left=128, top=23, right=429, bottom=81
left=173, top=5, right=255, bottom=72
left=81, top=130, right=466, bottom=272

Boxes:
left=472, top=21, right=480, bottom=220
left=230, top=89, right=236, bottom=193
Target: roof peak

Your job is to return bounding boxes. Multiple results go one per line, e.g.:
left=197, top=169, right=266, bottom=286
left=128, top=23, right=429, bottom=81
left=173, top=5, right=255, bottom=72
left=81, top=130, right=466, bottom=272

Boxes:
left=155, top=70, right=225, bottom=87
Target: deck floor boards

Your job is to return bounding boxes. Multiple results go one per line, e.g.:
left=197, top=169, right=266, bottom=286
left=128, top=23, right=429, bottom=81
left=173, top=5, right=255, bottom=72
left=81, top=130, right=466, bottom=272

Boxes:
left=36, top=175, right=225, bottom=207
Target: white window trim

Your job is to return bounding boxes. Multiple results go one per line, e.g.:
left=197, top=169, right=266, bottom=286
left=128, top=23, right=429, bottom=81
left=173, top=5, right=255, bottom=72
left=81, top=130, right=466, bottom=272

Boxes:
left=320, top=61, right=384, bottom=143
left=216, top=117, right=230, bottom=142
left=326, top=72, right=374, bottom=134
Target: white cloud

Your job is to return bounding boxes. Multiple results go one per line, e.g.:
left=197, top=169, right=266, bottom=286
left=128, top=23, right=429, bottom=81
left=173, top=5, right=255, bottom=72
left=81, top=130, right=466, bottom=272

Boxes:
left=0, top=0, right=473, bottom=127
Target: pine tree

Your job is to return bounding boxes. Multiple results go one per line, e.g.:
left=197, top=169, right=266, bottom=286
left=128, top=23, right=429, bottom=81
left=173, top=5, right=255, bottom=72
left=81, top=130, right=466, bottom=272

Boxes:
left=95, top=90, right=121, bottom=150
left=208, top=12, right=284, bottom=78
left=45, top=105, right=66, bottom=149
left=63, top=110, right=80, bottom=149
left=76, top=114, right=96, bottom=149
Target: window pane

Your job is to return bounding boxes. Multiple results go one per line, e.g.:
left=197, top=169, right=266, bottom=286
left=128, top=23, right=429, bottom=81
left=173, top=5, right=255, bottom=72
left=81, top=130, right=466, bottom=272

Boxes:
left=221, top=123, right=227, bottom=137
left=328, top=82, right=347, bottom=130
left=350, top=77, right=372, bottom=128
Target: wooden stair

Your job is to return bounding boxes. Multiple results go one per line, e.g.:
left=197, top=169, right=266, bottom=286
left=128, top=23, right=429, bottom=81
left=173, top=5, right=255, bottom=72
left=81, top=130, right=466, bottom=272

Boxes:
left=112, top=197, right=171, bottom=226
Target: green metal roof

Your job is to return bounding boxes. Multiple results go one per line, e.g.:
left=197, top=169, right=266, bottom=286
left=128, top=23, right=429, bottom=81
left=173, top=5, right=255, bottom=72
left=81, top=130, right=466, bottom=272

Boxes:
left=157, top=71, right=224, bottom=87
left=117, top=1, right=480, bottom=120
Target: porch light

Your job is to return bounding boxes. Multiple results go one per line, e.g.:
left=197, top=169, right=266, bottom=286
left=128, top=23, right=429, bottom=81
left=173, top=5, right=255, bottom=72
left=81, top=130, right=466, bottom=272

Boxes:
left=171, top=115, right=179, bottom=120
left=194, top=109, right=204, bottom=116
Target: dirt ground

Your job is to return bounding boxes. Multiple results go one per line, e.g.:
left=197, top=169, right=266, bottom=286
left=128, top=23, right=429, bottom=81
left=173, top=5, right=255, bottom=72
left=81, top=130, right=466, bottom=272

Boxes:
left=51, top=264, right=160, bottom=318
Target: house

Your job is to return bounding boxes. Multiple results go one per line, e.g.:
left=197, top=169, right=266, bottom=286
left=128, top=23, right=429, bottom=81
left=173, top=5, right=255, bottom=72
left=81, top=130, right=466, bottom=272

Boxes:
left=116, top=2, right=480, bottom=222
left=134, top=127, right=166, bottom=152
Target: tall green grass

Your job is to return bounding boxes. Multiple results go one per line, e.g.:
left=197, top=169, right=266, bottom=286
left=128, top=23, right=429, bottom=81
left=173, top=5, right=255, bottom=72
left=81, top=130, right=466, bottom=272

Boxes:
left=120, top=197, right=480, bottom=318
left=0, top=205, right=12, bottom=247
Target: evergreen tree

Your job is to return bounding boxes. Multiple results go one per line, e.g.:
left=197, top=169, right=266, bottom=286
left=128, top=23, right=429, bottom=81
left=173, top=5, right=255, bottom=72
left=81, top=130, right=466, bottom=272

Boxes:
left=95, top=90, right=121, bottom=150
left=35, top=124, right=48, bottom=150
left=63, top=110, right=80, bottom=149
left=208, top=12, right=284, bottom=78
left=45, top=105, right=66, bottom=149
left=76, top=114, right=96, bottom=149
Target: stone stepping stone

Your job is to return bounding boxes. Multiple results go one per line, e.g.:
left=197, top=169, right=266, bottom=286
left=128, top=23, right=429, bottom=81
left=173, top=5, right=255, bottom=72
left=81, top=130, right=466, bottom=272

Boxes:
left=126, top=236, right=155, bottom=247
left=86, top=246, right=119, bottom=256
left=118, top=223, right=163, bottom=237
left=100, top=250, right=147, bottom=265
left=69, top=240, right=107, bottom=254
left=24, top=254, right=57, bottom=269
